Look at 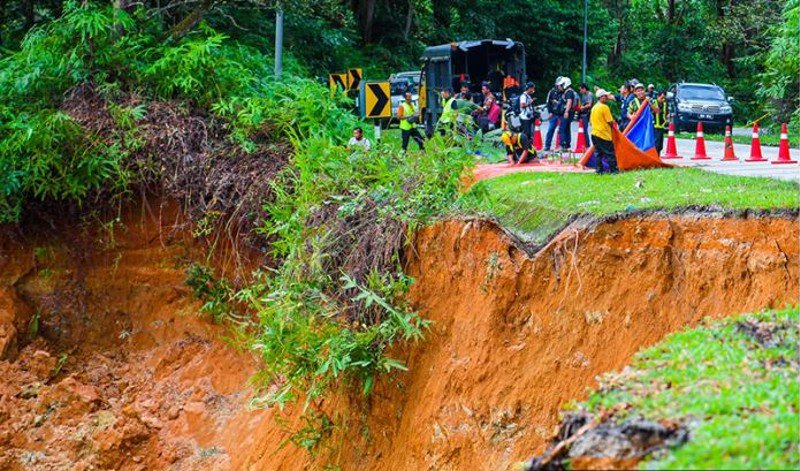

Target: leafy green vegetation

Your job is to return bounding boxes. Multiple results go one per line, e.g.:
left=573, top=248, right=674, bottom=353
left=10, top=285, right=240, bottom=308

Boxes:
left=458, top=168, right=800, bottom=244
left=572, top=306, right=799, bottom=470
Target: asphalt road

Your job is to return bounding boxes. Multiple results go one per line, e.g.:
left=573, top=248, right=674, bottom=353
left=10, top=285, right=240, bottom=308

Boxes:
left=550, top=120, right=800, bottom=181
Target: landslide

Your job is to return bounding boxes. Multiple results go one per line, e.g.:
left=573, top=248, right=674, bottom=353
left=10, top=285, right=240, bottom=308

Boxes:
left=0, top=209, right=797, bottom=470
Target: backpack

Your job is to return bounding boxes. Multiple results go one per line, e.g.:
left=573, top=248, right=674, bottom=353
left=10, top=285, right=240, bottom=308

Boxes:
left=547, top=88, right=562, bottom=114
left=508, top=94, right=521, bottom=115
left=558, top=89, right=578, bottom=115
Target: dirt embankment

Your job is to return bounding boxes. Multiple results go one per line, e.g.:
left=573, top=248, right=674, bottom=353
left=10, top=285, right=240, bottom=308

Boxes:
left=0, top=210, right=797, bottom=470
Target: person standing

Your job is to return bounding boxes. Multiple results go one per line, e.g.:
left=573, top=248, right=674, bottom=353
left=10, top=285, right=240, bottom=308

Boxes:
left=398, top=91, right=424, bottom=151
left=544, top=77, right=563, bottom=151
left=653, top=90, right=669, bottom=155
left=456, top=82, right=473, bottom=102
left=519, top=81, right=536, bottom=137
left=578, top=83, right=594, bottom=147
left=617, top=83, right=633, bottom=130
left=590, top=89, right=618, bottom=174
left=558, top=77, right=577, bottom=151
left=627, top=82, right=658, bottom=121
left=437, top=87, right=458, bottom=135
left=647, top=84, right=656, bottom=100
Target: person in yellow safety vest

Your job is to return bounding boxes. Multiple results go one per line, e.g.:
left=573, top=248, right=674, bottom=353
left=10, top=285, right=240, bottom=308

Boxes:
left=627, top=82, right=659, bottom=122
left=501, top=130, right=536, bottom=165
left=653, top=90, right=669, bottom=155
left=398, top=91, right=425, bottom=151
left=438, top=87, right=458, bottom=135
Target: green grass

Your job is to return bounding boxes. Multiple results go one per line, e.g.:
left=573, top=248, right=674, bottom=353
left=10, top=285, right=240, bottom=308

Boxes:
left=572, top=306, right=799, bottom=470
left=457, top=168, right=800, bottom=244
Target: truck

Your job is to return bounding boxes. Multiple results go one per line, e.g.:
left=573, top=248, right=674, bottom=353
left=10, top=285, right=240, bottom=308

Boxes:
left=419, top=39, right=526, bottom=134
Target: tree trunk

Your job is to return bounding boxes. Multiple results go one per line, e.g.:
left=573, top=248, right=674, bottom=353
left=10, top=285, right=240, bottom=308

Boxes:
left=167, top=0, right=217, bottom=41
left=403, top=0, right=414, bottom=41
left=358, top=0, right=376, bottom=43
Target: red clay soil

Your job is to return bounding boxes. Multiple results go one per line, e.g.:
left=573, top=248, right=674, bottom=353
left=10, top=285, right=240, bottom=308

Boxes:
left=473, top=161, right=592, bottom=182
left=1, top=211, right=797, bottom=470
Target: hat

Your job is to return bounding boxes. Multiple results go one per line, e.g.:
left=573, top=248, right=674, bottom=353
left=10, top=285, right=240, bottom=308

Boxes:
left=501, top=131, right=514, bottom=146
left=634, top=82, right=645, bottom=90
left=647, top=83, right=655, bottom=89
left=596, top=88, right=612, bottom=99
left=525, top=81, right=535, bottom=89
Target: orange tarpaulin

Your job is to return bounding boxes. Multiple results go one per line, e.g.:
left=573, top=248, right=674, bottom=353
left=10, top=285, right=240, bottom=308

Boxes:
left=580, top=98, right=671, bottom=171
left=610, top=126, right=672, bottom=171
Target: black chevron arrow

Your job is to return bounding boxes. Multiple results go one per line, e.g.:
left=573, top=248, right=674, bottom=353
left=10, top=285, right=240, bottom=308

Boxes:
left=368, top=83, right=389, bottom=117
left=348, top=69, right=361, bottom=90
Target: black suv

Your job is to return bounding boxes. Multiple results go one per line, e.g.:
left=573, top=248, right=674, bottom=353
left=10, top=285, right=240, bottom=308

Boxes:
left=668, top=83, right=733, bottom=133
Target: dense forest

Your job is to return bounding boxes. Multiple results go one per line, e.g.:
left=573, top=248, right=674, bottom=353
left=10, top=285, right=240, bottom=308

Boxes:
left=1, top=0, right=798, bottom=121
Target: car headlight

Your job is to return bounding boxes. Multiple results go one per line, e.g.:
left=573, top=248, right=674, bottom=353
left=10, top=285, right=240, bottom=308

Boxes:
left=720, top=105, right=732, bottom=114
left=677, top=103, right=692, bottom=112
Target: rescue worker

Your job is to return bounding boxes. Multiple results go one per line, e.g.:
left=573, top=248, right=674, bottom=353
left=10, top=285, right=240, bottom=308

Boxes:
left=544, top=77, right=563, bottom=151
left=590, top=89, right=619, bottom=174
left=653, top=90, right=669, bottom=155
left=501, top=129, right=536, bottom=165
left=438, top=87, right=458, bottom=135
left=647, top=84, right=656, bottom=100
left=558, top=77, right=577, bottom=152
left=519, top=81, right=536, bottom=137
left=616, top=83, right=633, bottom=129
left=398, top=91, right=424, bottom=151
left=627, top=82, right=659, bottom=121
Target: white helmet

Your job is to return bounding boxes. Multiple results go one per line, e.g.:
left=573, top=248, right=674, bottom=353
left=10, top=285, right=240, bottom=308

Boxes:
left=555, top=76, right=563, bottom=86
left=559, top=77, right=572, bottom=88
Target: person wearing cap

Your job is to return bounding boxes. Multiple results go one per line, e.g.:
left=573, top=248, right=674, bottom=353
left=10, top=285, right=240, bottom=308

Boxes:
left=590, top=89, right=619, bottom=174
left=627, top=82, right=659, bottom=122
left=519, top=81, right=536, bottom=137
left=437, top=87, right=458, bottom=135
left=544, top=77, right=563, bottom=151
left=647, top=84, right=656, bottom=100
left=501, top=129, right=536, bottom=165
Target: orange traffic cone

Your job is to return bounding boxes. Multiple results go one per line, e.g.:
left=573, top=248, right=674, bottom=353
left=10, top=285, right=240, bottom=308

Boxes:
left=722, top=125, right=738, bottom=161
left=662, top=122, right=682, bottom=159
left=772, top=123, right=797, bottom=164
left=691, top=122, right=710, bottom=160
left=573, top=118, right=587, bottom=153
left=554, top=119, right=561, bottom=150
left=745, top=123, right=766, bottom=162
left=533, top=118, right=543, bottom=151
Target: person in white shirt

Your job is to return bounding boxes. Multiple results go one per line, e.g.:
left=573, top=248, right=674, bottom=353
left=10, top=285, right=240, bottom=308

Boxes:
left=347, top=127, right=371, bottom=151
left=519, top=81, right=535, bottom=136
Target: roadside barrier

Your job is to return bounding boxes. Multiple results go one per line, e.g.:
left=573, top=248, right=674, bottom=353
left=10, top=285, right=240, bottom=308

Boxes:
left=745, top=123, right=766, bottom=162
left=722, top=125, right=738, bottom=161
left=662, top=122, right=682, bottom=159
left=533, top=118, right=543, bottom=151
left=691, top=122, right=710, bottom=160
left=573, top=118, right=587, bottom=153
left=773, top=123, right=797, bottom=165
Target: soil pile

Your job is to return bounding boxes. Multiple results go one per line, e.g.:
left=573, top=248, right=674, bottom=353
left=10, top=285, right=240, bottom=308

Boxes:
left=0, top=211, right=796, bottom=469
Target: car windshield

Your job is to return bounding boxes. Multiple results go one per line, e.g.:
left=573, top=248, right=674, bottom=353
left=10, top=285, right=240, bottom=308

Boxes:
left=391, top=80, right=417, bottom=95
left=678, top=86, right=725, bottom=101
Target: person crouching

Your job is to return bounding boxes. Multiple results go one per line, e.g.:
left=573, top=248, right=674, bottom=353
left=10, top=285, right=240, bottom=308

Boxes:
left=501, top=130, right=537, bottom=165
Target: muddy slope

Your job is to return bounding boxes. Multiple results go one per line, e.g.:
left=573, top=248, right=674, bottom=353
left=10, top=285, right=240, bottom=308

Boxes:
left=1, top=212, right=797, bottom=470
left=321, top=215, right=798, bottom=470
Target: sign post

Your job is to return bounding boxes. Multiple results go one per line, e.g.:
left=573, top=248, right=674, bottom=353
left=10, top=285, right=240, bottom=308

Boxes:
left=358, top=81, right=391, bottom=143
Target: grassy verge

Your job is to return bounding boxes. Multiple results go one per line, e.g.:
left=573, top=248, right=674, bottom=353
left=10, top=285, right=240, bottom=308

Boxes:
left=457, top=168, right=800, bottom=244
left=569, top=306, right=799, bottom=470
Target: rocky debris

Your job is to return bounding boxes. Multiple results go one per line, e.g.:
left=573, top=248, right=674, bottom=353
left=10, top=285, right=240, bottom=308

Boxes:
left=523, top=411, right=688, bottom=470
left=735, top=318, right=796, bottom=349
